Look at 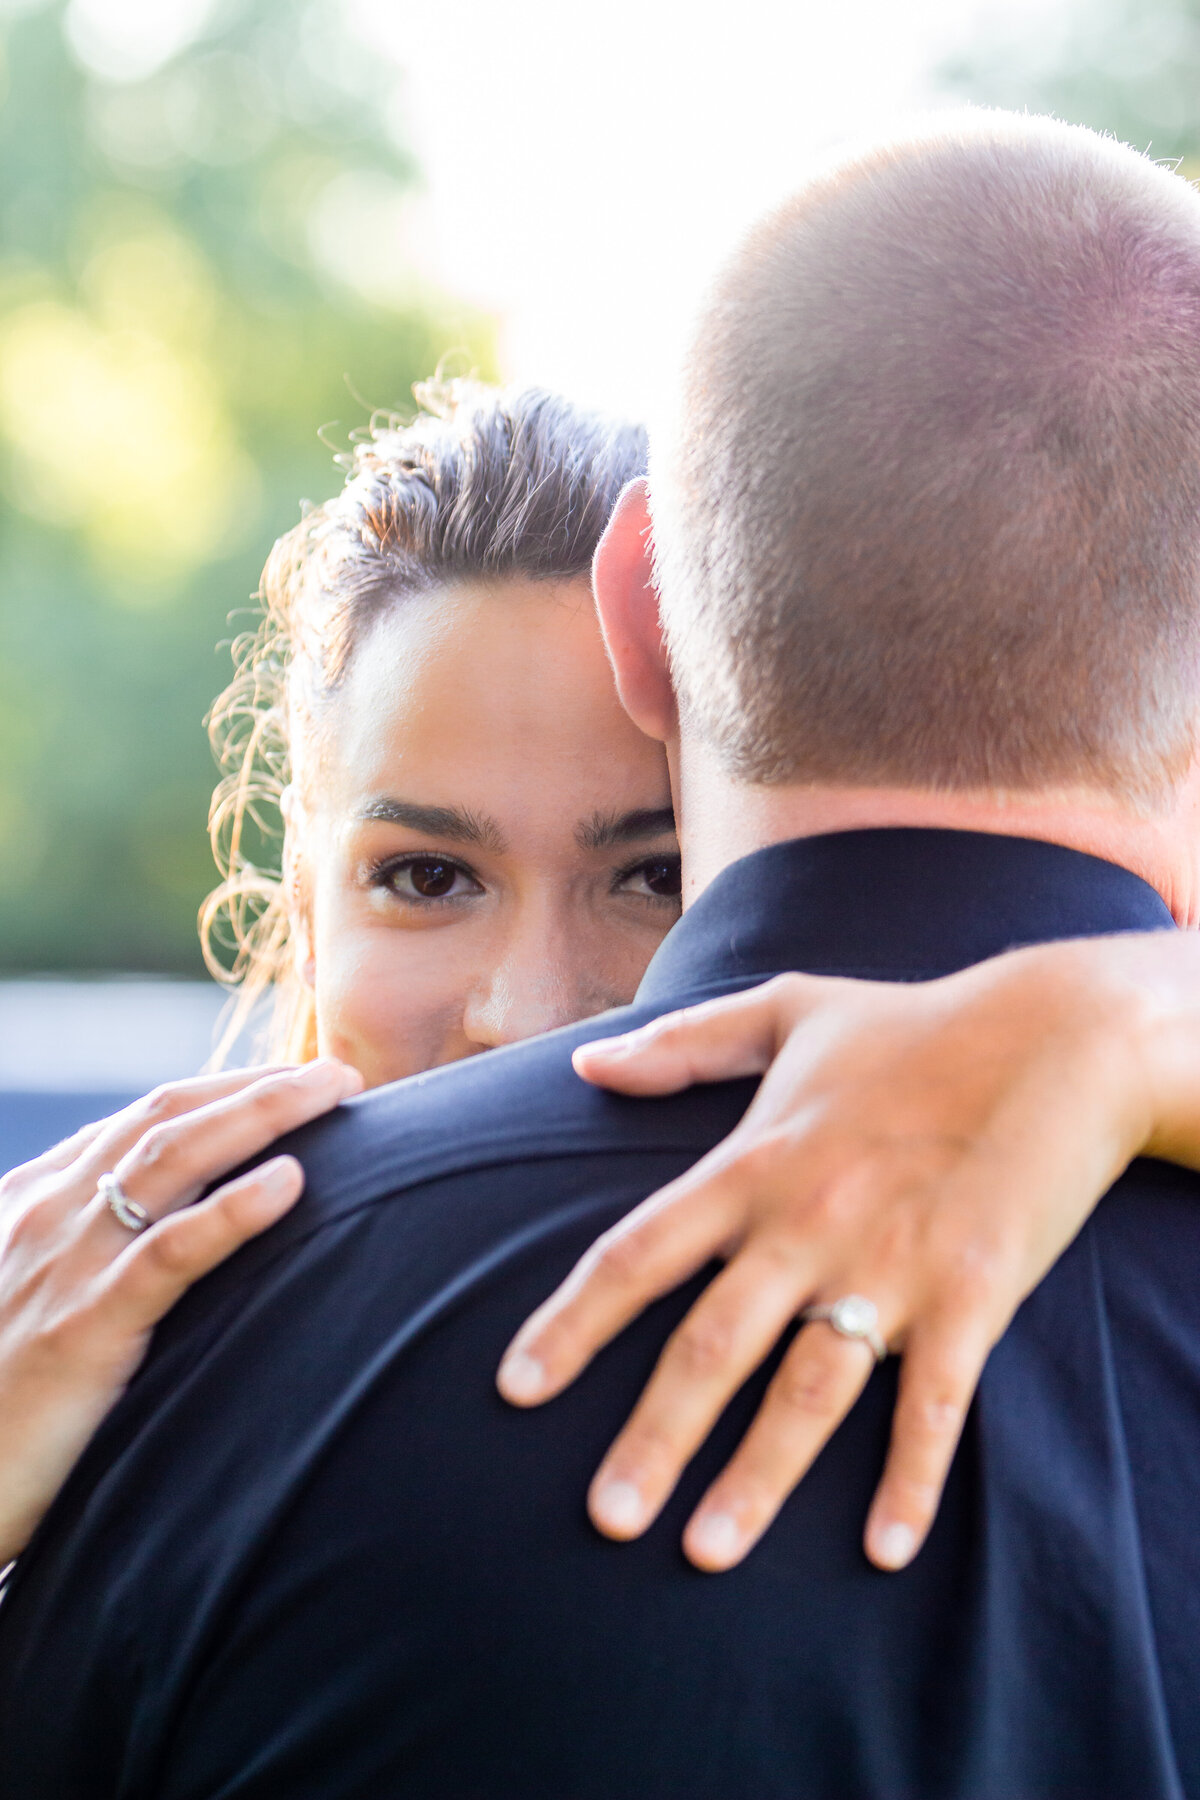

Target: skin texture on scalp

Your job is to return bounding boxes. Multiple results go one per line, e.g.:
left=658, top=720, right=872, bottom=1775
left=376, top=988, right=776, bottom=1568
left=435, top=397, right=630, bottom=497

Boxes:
left=651, top=111, right=1200, bottom=806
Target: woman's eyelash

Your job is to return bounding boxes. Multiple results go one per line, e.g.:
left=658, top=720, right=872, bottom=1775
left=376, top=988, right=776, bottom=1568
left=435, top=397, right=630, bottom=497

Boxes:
left=614, top=851, right=683, bottom=899
left=366, top=853, right=481, bottom=899
left=614, top=853, right=674, bottom=878
left=363, top=849, right=681, bottom=903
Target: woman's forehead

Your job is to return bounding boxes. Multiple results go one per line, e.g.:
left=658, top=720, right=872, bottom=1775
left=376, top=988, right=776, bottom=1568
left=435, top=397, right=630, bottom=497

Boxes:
left=315, top=578, right=669, bottom=816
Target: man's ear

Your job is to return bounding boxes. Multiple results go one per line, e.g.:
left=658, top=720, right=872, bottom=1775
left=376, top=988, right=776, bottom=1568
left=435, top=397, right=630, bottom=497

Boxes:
left=592, top=478, right=676, bottom=743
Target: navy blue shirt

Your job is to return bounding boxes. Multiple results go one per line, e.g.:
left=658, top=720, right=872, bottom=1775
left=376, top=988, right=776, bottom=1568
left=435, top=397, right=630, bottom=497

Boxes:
left=1, top=829, right=1198, bottom=1800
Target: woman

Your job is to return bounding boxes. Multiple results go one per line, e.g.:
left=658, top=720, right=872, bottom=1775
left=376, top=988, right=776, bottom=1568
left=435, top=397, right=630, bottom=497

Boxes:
left=200, top=383, right=674, bottom=1078
left=4, top=379, right=1200, bottom=1580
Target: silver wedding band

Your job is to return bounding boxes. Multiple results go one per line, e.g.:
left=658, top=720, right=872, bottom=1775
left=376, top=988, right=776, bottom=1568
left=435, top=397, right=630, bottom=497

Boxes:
left=97, top=1172, right=151, bottom=1236
left=801, top=1294, right=888, bottom=1362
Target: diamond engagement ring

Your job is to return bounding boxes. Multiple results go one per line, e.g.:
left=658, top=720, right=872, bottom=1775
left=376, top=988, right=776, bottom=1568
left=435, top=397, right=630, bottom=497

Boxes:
left=801, top=1294, right=888, bottom=1362
left=96, top=1172, right=151, bottom=1235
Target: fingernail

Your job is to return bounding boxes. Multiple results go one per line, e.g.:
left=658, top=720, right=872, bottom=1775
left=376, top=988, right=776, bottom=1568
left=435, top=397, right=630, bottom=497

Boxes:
left=577, top=1037, right=627, bottom=1061
left=299, top=1058, right=341, bottom=1082
left=872, top=1521, right=917, bottom=1569
left=497, top=1351, right=547, bottom=1404
left=687, top=1511, right=743, bottom=1567
left=591, top=1479, right=646, bottom=1536
left=300, top=1059, right=362, bottom=1095
left=246, top=1158, right=300, bottom=1219
left=261, top=1155, right=296, bottom=1189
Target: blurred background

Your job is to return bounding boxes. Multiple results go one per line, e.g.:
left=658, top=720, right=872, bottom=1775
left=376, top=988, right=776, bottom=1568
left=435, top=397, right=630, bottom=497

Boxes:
left=0, top=0, right=1195, bottom=1164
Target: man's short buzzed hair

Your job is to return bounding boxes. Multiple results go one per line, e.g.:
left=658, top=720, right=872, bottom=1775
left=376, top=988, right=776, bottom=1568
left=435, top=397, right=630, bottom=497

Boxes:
left=651, top=111, right=1200, bottom=807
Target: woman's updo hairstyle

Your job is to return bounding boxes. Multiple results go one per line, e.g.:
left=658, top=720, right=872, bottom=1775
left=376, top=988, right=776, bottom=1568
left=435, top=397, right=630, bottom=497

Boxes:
left=202, top=377, right=648, bottom=1065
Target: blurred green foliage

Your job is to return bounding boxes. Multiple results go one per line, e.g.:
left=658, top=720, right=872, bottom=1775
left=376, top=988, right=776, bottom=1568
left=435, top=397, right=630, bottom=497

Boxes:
left=942, top=0, right=1200, bottom=165
left=0, top=0, right=493, bottom=973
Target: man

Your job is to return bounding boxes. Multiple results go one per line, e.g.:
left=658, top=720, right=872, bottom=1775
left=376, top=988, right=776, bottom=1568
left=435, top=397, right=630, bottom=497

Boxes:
left=3, top=111, right=1200, bottom=1797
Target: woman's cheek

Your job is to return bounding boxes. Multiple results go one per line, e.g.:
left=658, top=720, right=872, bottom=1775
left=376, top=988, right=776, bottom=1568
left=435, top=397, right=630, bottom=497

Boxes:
left=315, top=927, right=478, bottom=1088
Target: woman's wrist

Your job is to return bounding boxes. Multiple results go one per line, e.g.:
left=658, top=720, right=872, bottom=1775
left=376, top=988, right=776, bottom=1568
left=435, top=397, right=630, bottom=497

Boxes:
left=1108, top=930, right=1200, bottom=1169
left=921, top=934, right=1167, bottom=1187
left=979, top=930, right=1200, bottom=1174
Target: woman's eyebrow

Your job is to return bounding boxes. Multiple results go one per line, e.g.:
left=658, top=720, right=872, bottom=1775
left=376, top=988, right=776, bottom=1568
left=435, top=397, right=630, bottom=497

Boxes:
left=356, top=797, right=506, bottom=851
left=576, top=807, right=677, bottom=851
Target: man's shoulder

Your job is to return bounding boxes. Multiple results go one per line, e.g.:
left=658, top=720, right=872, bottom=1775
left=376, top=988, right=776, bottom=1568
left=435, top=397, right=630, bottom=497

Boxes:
left=274, top=998, right=756, bottom=1235
left=114, top=998, right=755, bottom=1389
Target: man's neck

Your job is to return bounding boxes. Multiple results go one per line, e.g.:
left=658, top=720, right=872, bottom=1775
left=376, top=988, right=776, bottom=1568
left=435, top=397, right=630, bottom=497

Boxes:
left=673, top=751, right=1200, bottom=928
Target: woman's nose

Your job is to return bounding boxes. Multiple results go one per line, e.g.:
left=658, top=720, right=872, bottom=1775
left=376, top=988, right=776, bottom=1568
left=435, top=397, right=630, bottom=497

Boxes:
left=462, top=933, right=595, bottom=1050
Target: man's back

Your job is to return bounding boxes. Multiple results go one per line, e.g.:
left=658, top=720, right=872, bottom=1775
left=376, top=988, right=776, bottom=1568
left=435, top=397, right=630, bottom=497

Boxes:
left=2, top=830, right=1199, bottom=1800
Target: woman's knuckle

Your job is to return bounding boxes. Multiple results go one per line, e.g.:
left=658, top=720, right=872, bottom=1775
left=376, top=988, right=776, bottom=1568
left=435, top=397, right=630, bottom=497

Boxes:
left=908, top=1388, right=964, bottom=1439
left=247, top=1081, right=300, bottom=1131
left=943, top=1240, right=1006, bottom=1310
left=0, top=1165, right=29, bottom=1208
left=776, top=1356, right=841, bottom=1418
left=752, top=1231, right=806, bottom=1274
left=591, top=1228, right=650, bottom=1291
left=803, top=1173, right=861, bottom=1234
left=2, top=1148, right=55, bottom=1193
left=130, top=1121, right=185, bottom=1177
left=33, top=1304, right=99, bottom=1368
left=628, top=1015, right=675, bottom=1050
left=3, top=1190, right=61, bottom=1250
left=140, top=1224, right=196, bottom=1278
left=731, top=1134, right=790, bottom=1192
left=890, top=1469, right=942, bottom=1512
left=669, top=1312, right=735, bottom=1380
left=621, top=1415, right=681, bottom=1468
left=3, top=1206, right=40, bottom=1255
left=137, top=1084, right=188, bottom=1128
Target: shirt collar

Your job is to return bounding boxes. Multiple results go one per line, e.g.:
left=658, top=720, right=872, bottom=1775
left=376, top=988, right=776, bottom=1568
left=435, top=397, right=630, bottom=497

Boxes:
left=637, top=827, right=1175, bottom=1004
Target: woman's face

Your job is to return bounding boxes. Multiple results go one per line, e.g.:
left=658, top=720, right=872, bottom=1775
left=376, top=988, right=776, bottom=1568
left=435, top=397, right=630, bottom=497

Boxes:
left=291, top=577, right=680, bottom=1088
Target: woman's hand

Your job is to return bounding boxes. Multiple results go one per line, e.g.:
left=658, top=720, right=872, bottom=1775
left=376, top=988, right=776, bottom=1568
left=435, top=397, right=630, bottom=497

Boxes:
left=498, top=932, right=1200, bottom=1573
left=0, top=1057, right=362, bottom=1565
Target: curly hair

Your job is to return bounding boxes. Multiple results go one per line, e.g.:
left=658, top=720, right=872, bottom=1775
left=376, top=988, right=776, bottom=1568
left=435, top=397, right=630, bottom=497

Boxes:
left=201, top=378, right=648, bottom=1066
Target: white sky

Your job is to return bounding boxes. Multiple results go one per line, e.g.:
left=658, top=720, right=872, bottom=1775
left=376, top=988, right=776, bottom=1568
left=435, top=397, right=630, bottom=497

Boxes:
left=346, top=0, right=1053, bottom=424
left=53, top=0, right=1060, bottom=425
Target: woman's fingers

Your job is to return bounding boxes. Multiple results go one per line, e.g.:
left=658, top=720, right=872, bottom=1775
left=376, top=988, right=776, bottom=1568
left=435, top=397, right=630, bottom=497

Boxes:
left=587, top=1244, right=813, bottom=1540
left=0, top=1154, right=307, bottom=1567
left=863, top=1315, right=996, bottom=1570
left=682, top=1319, right=884, bottom=1570
left=0, top=1059, right=355, bottom=1567
left=507, top=940, right=1166, bottom=1573
left=589, top=1287, right=1001, bottom=1575
left=497, top=1159, right=746, bottom=1406
left=96, top=1059, right=362, bottom=1226
left=21, top=1118, right=109, bottom=1178
left=71, top=1066, right=300, bottom=1188
left=93, top=1155, right=305, bottom=1336
left=573, top=974, right=829, bottom=1095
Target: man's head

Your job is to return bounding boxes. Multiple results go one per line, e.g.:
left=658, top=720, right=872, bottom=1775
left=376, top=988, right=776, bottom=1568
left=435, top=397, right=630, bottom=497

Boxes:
left=594, top=110, right=1200, bottom=918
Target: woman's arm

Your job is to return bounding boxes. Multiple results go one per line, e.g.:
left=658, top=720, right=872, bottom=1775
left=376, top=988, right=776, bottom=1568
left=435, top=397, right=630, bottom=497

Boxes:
left=0, top=1057, right=361, bottom=1564
left=498, top=930, right=1200, bottom=1572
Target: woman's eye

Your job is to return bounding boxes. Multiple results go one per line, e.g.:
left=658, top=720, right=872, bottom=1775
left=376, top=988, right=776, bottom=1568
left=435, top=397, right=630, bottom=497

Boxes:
left=616, top=855, right=682, bottom=900
left=381, top=858, right=481, bottom=901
